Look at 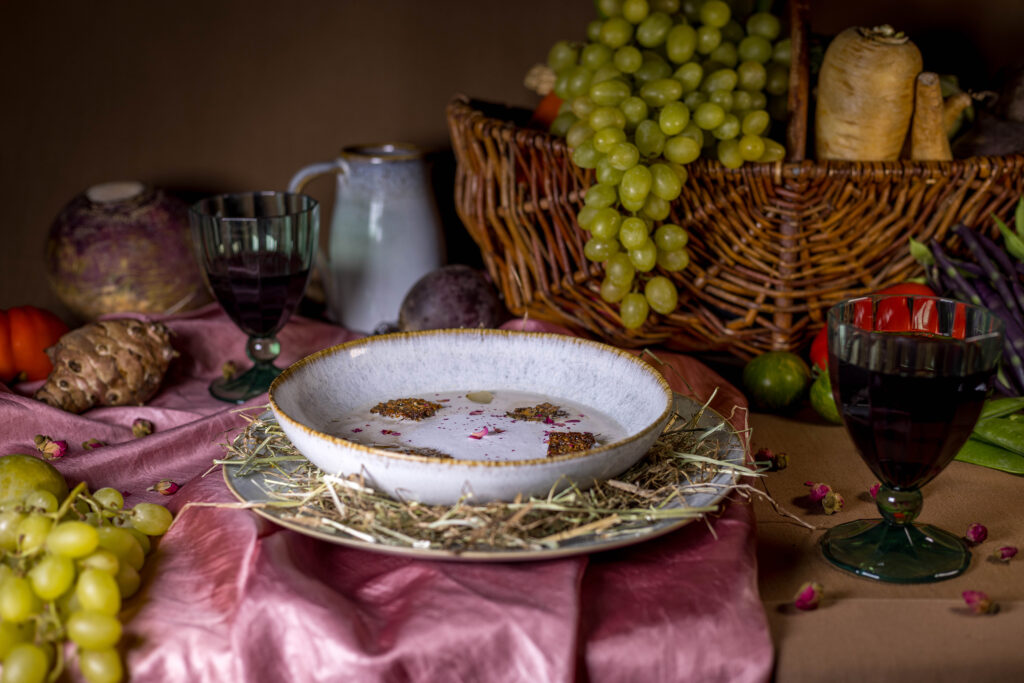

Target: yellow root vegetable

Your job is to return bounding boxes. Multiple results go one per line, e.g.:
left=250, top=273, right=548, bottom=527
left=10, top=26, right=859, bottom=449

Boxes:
left=815, top=25, right=923, bottom=161
left=911, top=72, right=952, bottom=161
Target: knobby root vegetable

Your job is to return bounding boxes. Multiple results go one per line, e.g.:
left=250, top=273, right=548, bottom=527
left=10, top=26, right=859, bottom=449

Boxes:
left=815, top=25, right=923, bottom=161
left=34, top=319, right=177, bottom=414
left=911, top=72, right=952, bottom=161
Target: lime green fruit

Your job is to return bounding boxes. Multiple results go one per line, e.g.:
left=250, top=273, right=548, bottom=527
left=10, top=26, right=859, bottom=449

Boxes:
left=742, top=351, right=811, bottom=412
left=0, top=454, right=68, bottom=504
left=809, top=372, right=843, bottom=424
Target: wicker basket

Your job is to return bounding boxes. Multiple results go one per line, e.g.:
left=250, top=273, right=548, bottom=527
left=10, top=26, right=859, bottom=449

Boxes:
left=446, top=1, right=1024, bottom=358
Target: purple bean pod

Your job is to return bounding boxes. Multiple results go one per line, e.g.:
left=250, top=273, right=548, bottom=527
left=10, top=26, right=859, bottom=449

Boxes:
left=953, top=224, right=1024, bottom=323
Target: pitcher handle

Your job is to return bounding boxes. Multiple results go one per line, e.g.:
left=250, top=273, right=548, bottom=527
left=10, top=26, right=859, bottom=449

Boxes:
left=288, top=160, right=343, bottom=194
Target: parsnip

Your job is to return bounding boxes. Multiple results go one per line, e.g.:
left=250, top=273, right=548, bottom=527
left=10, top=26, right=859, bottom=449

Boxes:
left=815, top=26, right=923, bottom=161
left=911, top=72, right=952, bottom=161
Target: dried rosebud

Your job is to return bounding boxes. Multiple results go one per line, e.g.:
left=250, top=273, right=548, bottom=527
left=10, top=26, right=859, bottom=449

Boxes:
left=964, top=523, right=988, bottom=546
left=990, top=546, right=1018, bottom=563
left=148, top=480, right=180, bottom=496
left=793, top=582, right=823, bottom=611
left=755, top=447, right=788, bottom=471
left=962, top=590, right=998, bottom=614
left=81, top=438, right=105, bottom=450
left=222, top=361, right=239, bottom=380
left=33, top=434, right=68, bottom=460
left=804, top=481, right=832, bottom=503
left=132, top=418, right=154, bottom=438
left=822, top=490, right=845, bottom=515
left=868, top=482, right=881, bottom=499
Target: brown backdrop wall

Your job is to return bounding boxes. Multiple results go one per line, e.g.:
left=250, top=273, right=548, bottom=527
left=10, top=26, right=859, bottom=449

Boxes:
left=1, top=0, right=1019, bottom=324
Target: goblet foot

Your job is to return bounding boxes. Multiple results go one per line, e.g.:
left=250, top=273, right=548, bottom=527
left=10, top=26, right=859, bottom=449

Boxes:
left=208, top=363, right=281, bottom=404
left=821, top=519, right=970, bottom=583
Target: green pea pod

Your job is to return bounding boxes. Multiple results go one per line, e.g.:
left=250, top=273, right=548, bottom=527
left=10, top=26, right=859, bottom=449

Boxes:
left=971, top=417, right=1024, bottom=456
left=1015, top=196, right=1024, bottom=241
left=994, top=215, right=1024, bottom=262
left=956, top=437, right=1024, bottom=475
left=979, top=396, right=1024, bottom=420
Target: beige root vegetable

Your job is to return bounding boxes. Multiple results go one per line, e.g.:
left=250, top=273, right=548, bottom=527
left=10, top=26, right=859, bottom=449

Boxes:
left=911, top=72, right=952, bottom=161
left=943, top=91, right=973, bottom=137
left=815, top=25, right=923, bottom=161
left=35, top=319, right=177, bottom=413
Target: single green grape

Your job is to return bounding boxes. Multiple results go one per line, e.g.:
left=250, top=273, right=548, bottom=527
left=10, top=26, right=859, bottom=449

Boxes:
left=731, top=89, right=753, bottom=112
left=695, top=26, right=722, bottom=55
left=550, top=112, right=576, bottom=137
left=613, top=45, right=643, bottom=73
left=587, top=19, right=604, bottom=42
left=571, top=95, right=596, bottom=119
left=577, top=205, right=601, bottom=229
left=584, top=237, right=621, bottom=262
left=717, top=139, right=744, bottom=169
left=572, top=140, right=602, bottom=169
left=76, top=568, right=122, bottom=617
left=645, top=276, right=679, bottom=314
left=593, top=126, right=628, bottom=154
left=96, top=526, right=144, bottom=572
left=78, top=648, right=124, bottom=683
left=699, top=0, right=731, bottom=28
left=634, top=120, right=666, bottom=158
left=736, top=61, right=767, bottom=91
left=693, top=102, right=726, bottom=130
left=709, top=41, right=738, bottom=68
left=619, top=165, right=653, bottom=206
left=114, top=564, right=140, bottom=600
left=772, top=38, right=792, bottom=65
left=712, top=114, right=740, bottom=140
left=635, top=11, right=672, bottom=47
left=642, top=194, right=672, bottom=221
left=66, top=611, right=122, bottom=650
left=759, top=138, right=787, bottom=162
left=738, top=134, right=766, bottom=161
left=22, top=490, right=58, bottom=514
left=1, top=642, right=49, bottom=683
left=608, top=141, right=640, bottom=171
left=596, top=157, right=625, bottom=185
left=596, top=0, right=624, bottom=18
left=0, top=576, right=40, bottom=623
left=721, top=19, right=744, bottom=44
left=629, top=239, right=658, bottom=272
left=650, top=1, right=678, bottom=16
left=657, top=247, right=691, bottom=271
left=702, top=68, right=738, bottom=93
left=585, top=183, right=618, bottom=208
left=683, top=90, right=708, bottom=110
left=547, top=41, right=579, bottom=72
left=678, top=121, right=705, bottom=146
left=619, top=217, right=650, bottom=250
left=658, top=101, right=690, bottom=136
left=46, top=520, right=100, bottom=558
left=680, top=0, right=702, bottom=21
left=0, top=621, right=31, bottom=660
left=16, top=514, right=53, bottom=554
left=129, top=503, right=174, bottom=537
left=125, top=527, right=151, bottom=556
left=673, top=62, right=703, bottom=93
left=565, top=65, right=594, bottom=99
left=747, top=12, right=782, bottom=41
left=0, top=510, right=25, bottom=553
left=27, top=553, right=75, bottom=600
left=748, top=91, right=768, bottom=110
left=663, top=134, right=701, bottom=165
left=708, top=90, right=733, bottom=112
left=600, top=16, right=634, bottom=49
left=581, top=42, right=613, bottom=70
left=600, top=277, right=631, bottom=303
left=565, top=120, right=594, bottom=149
left=589, top=106, right=627, bottom=130
left=78, top=549, right=120, bottom=576
left=592, top=63, right=624, bottom=85
left=639, top=78, right=683, bottom=107
left=605, top=252, right=636, bottom=286
left=632, top=56, right=672, bottom=85
left=765, top=62, right=789, bottom=96
left=738, top=35, right=772, bottom=63
left=654, top=224, right=689, bottom=251
left=590, top=79, right=631, bottom=107
left=650, top=163, right=683, bottom=201
left=620, top=292, right=650, bottom=329
left=619, top=96, right=649, bottom=128
left=590, top=207, right=623, bottom=240
left=621, top=0, right=650, bottom=24
left=665, top=24, right=697, bottom=63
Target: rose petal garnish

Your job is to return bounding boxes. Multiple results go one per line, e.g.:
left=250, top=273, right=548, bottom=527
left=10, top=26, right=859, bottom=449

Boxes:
left=964, top=522, right=988, bottom=546
left=822, top=491, right=845, bottom=515
left=793, top=582, right=823, bottom=611
left=868, top=482, right=881, bottom=499
left=81, top=438, right=105, bottom=450
left=147, top=480, right=180, bottom=495
left=962, top=590, right=998, bottom=614
left=990, top=546, right=1018, bottom=563
left=469, top=427, right=490, bottom=440
left=131, top=418, right=154, bottom=438
left=33, top=435, right=68, bottom=460
left=804, top=481, right=832, bottom=503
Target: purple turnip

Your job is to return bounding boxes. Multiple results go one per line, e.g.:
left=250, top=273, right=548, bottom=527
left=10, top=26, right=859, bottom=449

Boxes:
left=398, top=265, right=507, bottom=331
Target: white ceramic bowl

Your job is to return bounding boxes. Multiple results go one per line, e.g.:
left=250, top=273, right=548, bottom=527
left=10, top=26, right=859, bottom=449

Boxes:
left=269, top=329, right=674, bottom=505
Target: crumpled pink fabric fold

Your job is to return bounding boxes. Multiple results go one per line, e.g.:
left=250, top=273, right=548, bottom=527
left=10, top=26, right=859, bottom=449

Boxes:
left=1, top=305, right=772, bottom=682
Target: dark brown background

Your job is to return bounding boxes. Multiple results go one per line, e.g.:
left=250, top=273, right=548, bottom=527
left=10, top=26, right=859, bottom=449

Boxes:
left=2, top=0, right=1020, bottom=324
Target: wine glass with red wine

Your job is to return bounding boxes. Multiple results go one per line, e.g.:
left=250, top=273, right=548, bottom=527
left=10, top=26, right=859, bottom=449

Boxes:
left=190, top=191, right=318, bottom=403
left=821, top=294, right=1004, bottom=583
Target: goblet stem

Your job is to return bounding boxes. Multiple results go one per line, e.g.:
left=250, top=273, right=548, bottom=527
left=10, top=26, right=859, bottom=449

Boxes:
left=247, top=335, right=282, bottom=365
left=207, top=334, right=284, bottom=404
left=875, top=486, right=922, bottom=526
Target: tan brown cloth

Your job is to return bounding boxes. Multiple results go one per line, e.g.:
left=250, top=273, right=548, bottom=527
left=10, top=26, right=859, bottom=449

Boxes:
left=751, top=408, right=1024, bottom=682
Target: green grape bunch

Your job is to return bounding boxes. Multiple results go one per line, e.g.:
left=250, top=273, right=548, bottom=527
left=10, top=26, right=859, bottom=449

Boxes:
left=0, top=480, right=175, bottom=683
left=544, top=0, right=790, bottom=330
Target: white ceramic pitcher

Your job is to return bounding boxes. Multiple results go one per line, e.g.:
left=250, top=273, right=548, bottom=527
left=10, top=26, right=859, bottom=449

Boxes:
left=288, top=143, right=445, bottom=333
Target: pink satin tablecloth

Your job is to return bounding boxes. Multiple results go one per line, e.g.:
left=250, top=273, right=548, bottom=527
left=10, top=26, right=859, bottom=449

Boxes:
left=0, top=305, right=772, bottom=682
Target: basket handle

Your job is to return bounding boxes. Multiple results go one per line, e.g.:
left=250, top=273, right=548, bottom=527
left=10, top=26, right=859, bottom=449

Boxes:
left=785, top=0, right=811, bottom=162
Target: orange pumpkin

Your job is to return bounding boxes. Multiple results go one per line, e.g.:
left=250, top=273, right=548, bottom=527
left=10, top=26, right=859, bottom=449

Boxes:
left=0, top=306, right=70, bottom=383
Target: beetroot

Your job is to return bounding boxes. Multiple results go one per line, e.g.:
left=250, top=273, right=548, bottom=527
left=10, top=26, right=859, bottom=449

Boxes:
left=398, top=265, right=506, bottom=331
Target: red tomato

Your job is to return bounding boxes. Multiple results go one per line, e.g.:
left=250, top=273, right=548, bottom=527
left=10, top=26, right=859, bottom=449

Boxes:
left=809, top=325, right=828, bottom=372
